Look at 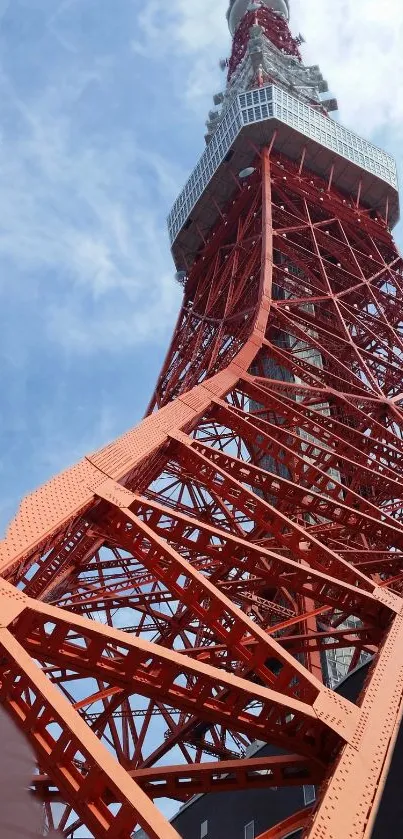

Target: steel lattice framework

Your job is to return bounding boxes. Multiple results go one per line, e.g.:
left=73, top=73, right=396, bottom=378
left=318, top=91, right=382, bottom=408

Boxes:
left=227, top=6, right=302, bottom=82
left=1, top=2, right=403, bottom=839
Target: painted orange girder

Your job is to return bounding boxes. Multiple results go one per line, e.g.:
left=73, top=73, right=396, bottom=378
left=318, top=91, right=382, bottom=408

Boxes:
left=1, top=149, right=403, bottom=838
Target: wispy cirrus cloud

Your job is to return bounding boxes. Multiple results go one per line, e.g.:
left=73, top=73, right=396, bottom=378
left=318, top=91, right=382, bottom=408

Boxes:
left=0, top=64, right=182, bottom=354
left=293, top=0, right=403, bottom=138
left=131, top=0, right=228, bottom=108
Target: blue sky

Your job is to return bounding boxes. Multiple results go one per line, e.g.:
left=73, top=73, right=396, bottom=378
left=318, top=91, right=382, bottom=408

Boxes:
left=1, top=0, right=403, bottom=537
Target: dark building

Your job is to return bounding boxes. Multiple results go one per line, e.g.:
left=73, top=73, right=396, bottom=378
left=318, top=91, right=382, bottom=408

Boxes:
left=137, top=664, right=372, bottom=839
left=166, top=742, right=309, bottom=839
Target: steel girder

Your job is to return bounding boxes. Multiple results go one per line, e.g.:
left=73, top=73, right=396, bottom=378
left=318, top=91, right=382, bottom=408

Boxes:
left=1, top=148, right=403, bottom=838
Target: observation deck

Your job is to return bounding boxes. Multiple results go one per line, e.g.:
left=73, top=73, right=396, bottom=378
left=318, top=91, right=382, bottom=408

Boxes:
left=168, top=83, right=399, bottom=270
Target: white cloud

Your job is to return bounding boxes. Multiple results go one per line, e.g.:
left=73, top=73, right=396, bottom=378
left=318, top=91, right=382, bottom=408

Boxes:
left=132, top=0, right=228, bottom=107
left=132, top=0, right=228, bottom=55
left=292, top=0, right=403, bottom=136
left=0, top=64, right=182, bottom=353
left=34, top=400, right=121, bottom=473
left=47, top=269, right=178, bottom=354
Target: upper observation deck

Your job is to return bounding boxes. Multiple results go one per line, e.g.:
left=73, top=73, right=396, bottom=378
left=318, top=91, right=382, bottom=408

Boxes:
left=167, top=83, right=399, bottom=270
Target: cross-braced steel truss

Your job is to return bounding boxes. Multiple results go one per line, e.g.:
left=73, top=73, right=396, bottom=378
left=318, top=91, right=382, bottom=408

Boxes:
left=1, top=148, right=403, bottom=839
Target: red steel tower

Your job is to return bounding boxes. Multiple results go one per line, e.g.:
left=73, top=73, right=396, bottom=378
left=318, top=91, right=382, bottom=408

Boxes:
left=1, top=1, right=403, bottom=837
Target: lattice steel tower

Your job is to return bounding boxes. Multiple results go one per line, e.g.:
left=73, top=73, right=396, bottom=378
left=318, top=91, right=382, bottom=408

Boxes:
left=1, top=1, right=402, bottom=838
